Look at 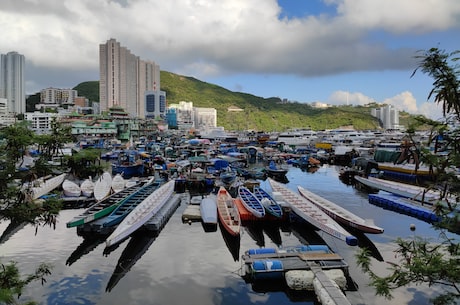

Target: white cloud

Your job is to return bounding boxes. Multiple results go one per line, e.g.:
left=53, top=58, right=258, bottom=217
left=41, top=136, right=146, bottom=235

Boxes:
left=327, top=90, right=446, bottom=120
left=328, top=90, right=373, bottom=106
left=2, top=0, right=459, bottom=77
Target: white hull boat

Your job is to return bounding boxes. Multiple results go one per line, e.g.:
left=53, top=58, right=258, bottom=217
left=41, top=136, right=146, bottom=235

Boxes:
left=354, top=176, right=453, bottom=207
left=22, top=173, right=67, bottom=200
left=268, top=178, right=357, bottom=246
left=111, top=173, right=126, bottom=193
left=297, top=185, right=383, bottom=234
left=62, top=179, right=81, bottom=197
left=94, top=172, right=113, bottom=201
left=80, top=177, right=95, bottom=198
left=105, top=179, right=175, bottom=247
left=200, top=194, right=218, bottom=225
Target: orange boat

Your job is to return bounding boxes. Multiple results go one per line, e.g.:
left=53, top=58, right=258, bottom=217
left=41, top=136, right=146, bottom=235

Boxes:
left=216, top=187, right=241, bottom=236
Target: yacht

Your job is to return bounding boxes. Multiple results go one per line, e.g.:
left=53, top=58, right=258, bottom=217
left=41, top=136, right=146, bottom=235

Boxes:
left=276, top=131, right=318, bottom=146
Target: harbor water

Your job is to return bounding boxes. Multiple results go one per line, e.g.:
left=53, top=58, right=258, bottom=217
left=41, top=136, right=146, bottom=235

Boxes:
left=0, top=164, right=457, bottom=305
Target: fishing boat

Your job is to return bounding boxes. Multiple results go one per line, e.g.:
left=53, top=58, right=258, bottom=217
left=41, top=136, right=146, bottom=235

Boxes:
left=62, top=179, right=81, bottom=197
left=297, top=185, right=384, bottom=234
left=111, top=149, right=144, bottom=179
left=94, top=172, right=113, bottom=202
left=216, top=186, right=241, bottom=236
left=268, top=178, right=357, bottom=246
left=66, top=181, right=146, bottom=228
left=238, top=186, right=266, bottom=218
left=80, top=177, right=95, bottom=198
left=219, top=167, right=237, bottom=185
left=22, top=173, right=66, bottom=200
left=105, top=179, right=175, bottom=247
left=252, top=186, right=283, bottom=218
left=265, top=160, right=288, bottom=181
left=200, top=194, right=218, bottom=225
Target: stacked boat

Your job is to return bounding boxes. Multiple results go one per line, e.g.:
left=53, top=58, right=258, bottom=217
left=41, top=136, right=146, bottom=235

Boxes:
left=105, top=179, right=175, bottom=247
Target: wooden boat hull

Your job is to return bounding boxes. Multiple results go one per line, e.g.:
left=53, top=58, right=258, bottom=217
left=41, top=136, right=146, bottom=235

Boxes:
left=268, top=178, right=357, bottom=246
left=252, top=186, right=283, bottom=218
left=105, top=179, right=175, bottom=247
left=297, top=185, right=383, bottom=234
left=102, top=180, right=162, bottom=228
left=66, top=182, right=145, bottom=228
left=216, top=187, right=241, bottom=236
left=238, top=186, right=265, bottom=218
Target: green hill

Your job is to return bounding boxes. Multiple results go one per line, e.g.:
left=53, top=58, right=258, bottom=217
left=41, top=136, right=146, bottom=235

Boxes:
left=73, top=71, right=401, bottom=131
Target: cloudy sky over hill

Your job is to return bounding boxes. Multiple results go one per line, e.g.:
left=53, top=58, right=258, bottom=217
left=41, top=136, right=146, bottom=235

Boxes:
left=2, top=0, right=459, bottom=119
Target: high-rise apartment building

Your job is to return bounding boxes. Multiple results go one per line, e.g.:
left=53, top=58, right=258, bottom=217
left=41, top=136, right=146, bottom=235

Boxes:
left=371, top=104, right=400, bottom=130
left=99, top=38, right=161, bottom=118
left=0, top=51, right=25, bottom=114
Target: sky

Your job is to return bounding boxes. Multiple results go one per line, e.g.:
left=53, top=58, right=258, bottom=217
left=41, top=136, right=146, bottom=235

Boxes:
left=2, top=0, right=460, bottom=120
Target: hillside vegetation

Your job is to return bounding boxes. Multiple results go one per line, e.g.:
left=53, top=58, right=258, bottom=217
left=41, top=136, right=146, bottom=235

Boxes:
left=72, top=71, right=415, bottom=131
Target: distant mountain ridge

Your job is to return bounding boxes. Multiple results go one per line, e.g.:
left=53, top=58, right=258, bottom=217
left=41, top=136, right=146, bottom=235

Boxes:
left=73, top=71, right=402, bottom=131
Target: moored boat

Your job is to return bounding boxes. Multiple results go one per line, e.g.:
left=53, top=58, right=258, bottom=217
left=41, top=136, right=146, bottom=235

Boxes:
left=101, top=179, right=162, bottom=228
left=94, top=172, right=113, bottom=202
left=22, top=173, right=66, bottom=200
left=105, top=179, right=175, bottom=247
left=62, top=179, right=81, bottom=197
left=80, top=177, right=95, bottom=198
left=200, top=194, right=218, bottom=225
left=216, top=186, right=241, bottom=236
left=297, top=185, right=384, bottom=234
left=111, top=149, right=144, bottom=178
left=265, top=160, right=288, bottom=181
left=66, top=181, right=146, bottom=228
left=251, top=186, right=283, bottom=218
left=238, top=186, right=265, bottom=218
left=111, top=173, right=126, bottom=193
left=268, top=178, right=357, bottom=246
left=354, top=175, right=454, bottom=207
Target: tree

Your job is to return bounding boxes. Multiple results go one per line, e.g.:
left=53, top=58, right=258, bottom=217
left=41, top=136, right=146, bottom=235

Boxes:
left=0, top=121, right=73, bottom=304
left=357, top=47, right=460, bottom=304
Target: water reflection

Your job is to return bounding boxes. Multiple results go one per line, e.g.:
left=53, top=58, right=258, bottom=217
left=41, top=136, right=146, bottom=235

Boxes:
left=244, top=223, right=265, bottom=247
left=351, top=229, right=384, bottom=262
left=262, top=223, right=283, bottom=247
left=0, top=221, right=27, bottom=244
left=105, top=232, right=157, bottom=292
left=218, top=221, right=240, bottom=262
left=66, top=235, right=106, bottom=266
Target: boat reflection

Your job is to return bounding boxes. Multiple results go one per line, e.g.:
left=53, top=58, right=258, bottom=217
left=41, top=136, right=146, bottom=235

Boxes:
left=66, top=235, right=106, bottom=266
left=105, top=232, right=157, bottom=292
left=350, top=229, right=384, bottom=262
left=0, top=221, right=27, bottom=244
left=288, top=219, right=328, bottom=246
left=244, top=223, right=265, bottom=247
left=249, top=280, right=318, bottom=303
left=219, top=221, right=240, bottom=262
left=261, top=223, right=283, bottom=247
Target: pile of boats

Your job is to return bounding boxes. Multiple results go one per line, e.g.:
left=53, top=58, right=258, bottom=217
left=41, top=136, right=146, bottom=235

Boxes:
left=64, top=173, right=180, bottom=249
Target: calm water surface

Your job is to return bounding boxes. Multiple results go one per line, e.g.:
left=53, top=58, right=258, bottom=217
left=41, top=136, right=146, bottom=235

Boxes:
left=0, top=165, right=458, bottom=305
